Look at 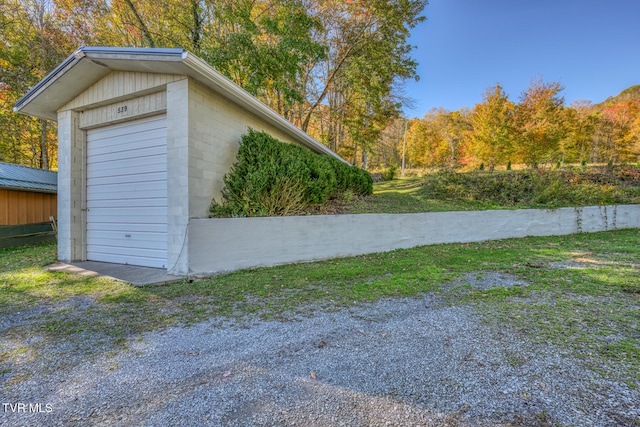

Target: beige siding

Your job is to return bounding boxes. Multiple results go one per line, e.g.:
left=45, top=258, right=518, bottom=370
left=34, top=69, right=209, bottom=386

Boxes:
left=79, top=91, right=167, bottom=129
left=61, top=71, right=185, bottom=111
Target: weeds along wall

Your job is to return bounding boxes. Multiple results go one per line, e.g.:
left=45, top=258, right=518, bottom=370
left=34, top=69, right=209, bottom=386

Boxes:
left=188, top=204, right=640, bottom=276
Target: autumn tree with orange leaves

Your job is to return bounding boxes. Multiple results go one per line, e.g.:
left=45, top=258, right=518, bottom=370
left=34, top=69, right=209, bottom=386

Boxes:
left=513, top=79, right=566, bottom=168
left=0, top=0, right=74, bottom=169
left=470, top=84, right=516, bottom=172
left=599, top=101, right=640, bottom=163
left=397, top=80, right=640, bottom=172
left=1, top=0, right=427, bottom=170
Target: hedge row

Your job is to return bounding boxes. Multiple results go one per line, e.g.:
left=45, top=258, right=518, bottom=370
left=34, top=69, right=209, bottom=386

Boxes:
left=210, top=129, right=373, bottom=217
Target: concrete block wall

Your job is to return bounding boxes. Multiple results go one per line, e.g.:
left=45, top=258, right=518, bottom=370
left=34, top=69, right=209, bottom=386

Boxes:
left=187, top=205, right=640, bottom=276
left=56, top=110, right=84, bottom=262
left=186, top=79, right=303, bottom=219
left=166, top=77, right=314, bottom=274
left=166, top=79, right=191, bottom=274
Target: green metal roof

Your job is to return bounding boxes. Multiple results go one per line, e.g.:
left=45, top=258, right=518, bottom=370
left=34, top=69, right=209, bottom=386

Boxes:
left=0, top=162, right=57, bottom=193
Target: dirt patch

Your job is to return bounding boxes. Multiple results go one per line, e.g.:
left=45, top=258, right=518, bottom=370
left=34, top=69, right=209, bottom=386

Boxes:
left=445, top=271, right=528, bottom=292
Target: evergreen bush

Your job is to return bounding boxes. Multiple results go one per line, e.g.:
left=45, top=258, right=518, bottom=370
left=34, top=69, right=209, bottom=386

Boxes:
left=382, top=164, right=399, bottom=181
left=210, top=129, right=372, bottom=217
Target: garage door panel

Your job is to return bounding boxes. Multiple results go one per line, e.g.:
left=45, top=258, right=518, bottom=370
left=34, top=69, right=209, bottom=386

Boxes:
left=88, top=234, right=167, bottom=247
left=88, top=144, right=166, bottom=164
left=90, top=147, right=167, bottom=172
left=87, top=222, right=166, bottom=234
left=88, top=126, right=166, bottom=146
left=87, top=116, right=166, bottom=140
left=88, top=247, right=166, bottom=259
left=88, top=149, right=165, bottom=166
left=87, top=214, right=167, bottom=226
left=86, top=189, right=167, bottom=203
left=87, top=187, right=167, bottom=202
left=88, top=245, right=166, bottom=257
left=87, top=197, right=166, bottom=209
left=87, top=184, right=166, bottom=197
left=87, top=130, right=166, bottom=150
left=88, top=167, right=166, bottom=182
left=86, top=239, right=166, bottom=253
left=86, top=114, right=167, bottom=268
left=86, top=249, right=167, bottom=269
left=88, top=229, right=166, bottom=243
left=87, top=172, right=166, bottom=188
left=87, top=172, right=167, bottom=187
left=87, top=235, right=167, bottom=251
left=88, top=212, right=167, bottom=224
left=87, top=143, right=166, bottom=164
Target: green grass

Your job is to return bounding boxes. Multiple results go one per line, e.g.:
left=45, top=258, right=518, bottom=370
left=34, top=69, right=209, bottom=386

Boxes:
left=1, top=230, right=639, bottom=387
left=345, top=177, right=473, bottom=213
left=345, top=168, right=640, bottom=214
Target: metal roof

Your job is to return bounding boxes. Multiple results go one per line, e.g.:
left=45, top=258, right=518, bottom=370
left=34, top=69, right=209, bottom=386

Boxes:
left=0, top=162, right=57, bottom=193
left=14, top=46, right=345, bottom=162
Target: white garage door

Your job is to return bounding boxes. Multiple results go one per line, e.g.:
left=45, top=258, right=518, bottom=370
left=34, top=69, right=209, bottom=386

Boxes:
left=86, top=115, right=167, bottom=268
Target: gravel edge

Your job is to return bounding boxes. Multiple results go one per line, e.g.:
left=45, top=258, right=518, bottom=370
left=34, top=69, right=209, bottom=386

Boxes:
left=2, top=290, right=638, bottom=426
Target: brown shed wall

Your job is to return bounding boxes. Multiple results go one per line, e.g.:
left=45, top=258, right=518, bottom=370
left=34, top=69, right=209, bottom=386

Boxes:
left=0, top=189, right=57, bottom=226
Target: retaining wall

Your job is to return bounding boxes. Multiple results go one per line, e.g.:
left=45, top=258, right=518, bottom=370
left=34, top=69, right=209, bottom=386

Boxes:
left=187, top=204, right=640, bottom=276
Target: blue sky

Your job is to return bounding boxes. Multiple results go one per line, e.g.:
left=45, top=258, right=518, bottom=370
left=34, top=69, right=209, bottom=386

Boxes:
left=402, top=0, right=640, bottom=118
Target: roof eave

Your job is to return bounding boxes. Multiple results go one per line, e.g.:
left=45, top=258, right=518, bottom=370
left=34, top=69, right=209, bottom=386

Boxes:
left=13, top=49, right=85, bottom=120
left=14, top=47, right=188, bottom=121
left=14, top=46, right=345, bottom=161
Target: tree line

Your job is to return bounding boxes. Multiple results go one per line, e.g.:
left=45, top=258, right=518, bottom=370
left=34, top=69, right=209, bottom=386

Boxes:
left=374, top=81, right=640, bottom=173
left=0, top=0, right=427, bottom=170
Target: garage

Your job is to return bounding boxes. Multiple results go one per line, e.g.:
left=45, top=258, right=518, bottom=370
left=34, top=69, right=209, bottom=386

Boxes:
left=14, top=46, right=343, bottom=276
left=86, top=115, right=167, bottom=268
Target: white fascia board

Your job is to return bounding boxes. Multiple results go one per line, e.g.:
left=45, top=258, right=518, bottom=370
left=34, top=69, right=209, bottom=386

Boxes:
left=13, top=47, right=187, bottom=120
left=13, top=50, right=86, bottom=119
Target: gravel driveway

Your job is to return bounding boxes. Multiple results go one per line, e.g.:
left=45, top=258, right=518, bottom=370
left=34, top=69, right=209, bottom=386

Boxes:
left=2, top=290, right=638, bottom=427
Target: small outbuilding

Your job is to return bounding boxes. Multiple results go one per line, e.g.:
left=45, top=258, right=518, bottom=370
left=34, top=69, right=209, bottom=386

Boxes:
left=15, top=46, right=342, bottom=275
left=0, top=162, right=57, bottom=247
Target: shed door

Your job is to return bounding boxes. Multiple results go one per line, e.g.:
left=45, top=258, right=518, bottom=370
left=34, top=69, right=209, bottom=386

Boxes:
left=86, top=115, right=167, bottom=268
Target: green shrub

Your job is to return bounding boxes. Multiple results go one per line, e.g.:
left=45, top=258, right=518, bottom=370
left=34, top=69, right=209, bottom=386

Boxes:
left=257, top=178, right=307, bottom=216
left=382, top=164, right=398, bottom=181
left=210, top=129, right=372, bottom=217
